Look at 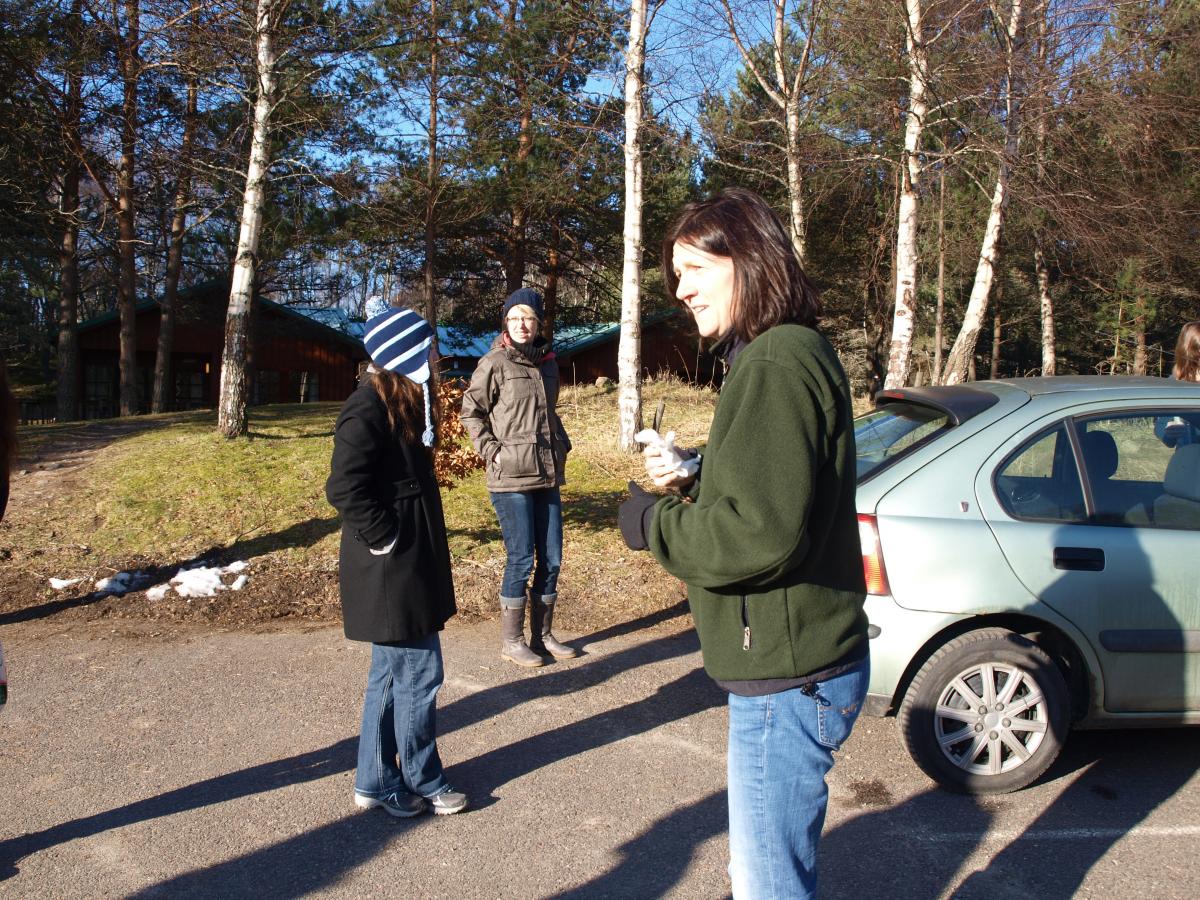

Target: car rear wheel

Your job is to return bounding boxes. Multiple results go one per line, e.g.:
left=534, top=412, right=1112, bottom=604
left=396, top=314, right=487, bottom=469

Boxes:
left=898, top=627, right=1070, bottom=794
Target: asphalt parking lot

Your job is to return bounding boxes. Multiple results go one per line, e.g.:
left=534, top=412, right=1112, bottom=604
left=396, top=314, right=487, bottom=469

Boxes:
left=2, top=608, right=1199, bottom=898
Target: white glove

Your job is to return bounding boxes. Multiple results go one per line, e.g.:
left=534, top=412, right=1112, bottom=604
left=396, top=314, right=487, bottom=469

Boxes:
left=636, top=428, right=700, bottom=484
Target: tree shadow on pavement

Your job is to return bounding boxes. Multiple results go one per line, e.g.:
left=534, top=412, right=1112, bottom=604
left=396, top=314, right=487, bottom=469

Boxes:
left=951, top=727, right=1200, bottom=898
left=0, top=516, right=339, bottom=627
left=449, top=664, right=724, bottom=806
left=820, top=726, right=1200, bottom=899
left=573, top=598, right=689, bottom=644
left=1, top=618, right=717, bottom=897
left=821, top=787, right=991, bottom=900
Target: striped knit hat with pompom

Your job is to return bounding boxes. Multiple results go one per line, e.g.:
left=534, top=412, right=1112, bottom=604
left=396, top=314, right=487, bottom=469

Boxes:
left=363, top=298, right=435, bottom=446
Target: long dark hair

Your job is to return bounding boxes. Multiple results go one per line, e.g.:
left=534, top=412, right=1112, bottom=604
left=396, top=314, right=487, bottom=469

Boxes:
left=0, top=353, right=17, bottom=478
left=1173, top=321, right=1200, bottom=382
left=367, top=367, right=440, bottom=447
left=662, top=188, right=820, bottom=342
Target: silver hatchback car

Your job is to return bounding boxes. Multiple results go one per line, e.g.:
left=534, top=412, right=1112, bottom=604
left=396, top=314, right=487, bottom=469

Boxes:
left=855, top=376, right=1200, bottom=794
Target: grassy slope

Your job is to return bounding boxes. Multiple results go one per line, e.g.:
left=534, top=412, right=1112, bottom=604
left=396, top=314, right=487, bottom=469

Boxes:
left=7, top=379, right=720, bottom=626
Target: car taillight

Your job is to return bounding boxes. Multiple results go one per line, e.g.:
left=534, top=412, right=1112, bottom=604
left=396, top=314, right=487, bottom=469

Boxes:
left=857, top=514, right=890, bottom=596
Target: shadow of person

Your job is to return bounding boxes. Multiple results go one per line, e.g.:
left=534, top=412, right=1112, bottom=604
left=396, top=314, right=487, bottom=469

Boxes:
left=0, top=738, right=358, bottom=881
left=545, top=790, right=729, bottom=900
left=120, top=805, right=426, bottom=899
left=821, top=787, right=992, bottom=900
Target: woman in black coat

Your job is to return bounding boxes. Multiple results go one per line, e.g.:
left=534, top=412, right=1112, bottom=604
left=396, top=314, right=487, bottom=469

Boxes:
left=325, top=303, right=466, bottom=818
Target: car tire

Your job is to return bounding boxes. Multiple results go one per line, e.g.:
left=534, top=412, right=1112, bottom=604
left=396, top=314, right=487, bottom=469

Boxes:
left=898, top=627, right=1070, bottom=794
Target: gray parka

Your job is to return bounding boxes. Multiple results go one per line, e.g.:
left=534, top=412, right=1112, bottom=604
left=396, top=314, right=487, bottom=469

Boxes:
left=460, top=336, right=571, bottom=492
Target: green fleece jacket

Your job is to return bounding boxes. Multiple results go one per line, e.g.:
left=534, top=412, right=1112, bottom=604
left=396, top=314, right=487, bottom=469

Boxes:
left=648, top=323, right=867, bottom=681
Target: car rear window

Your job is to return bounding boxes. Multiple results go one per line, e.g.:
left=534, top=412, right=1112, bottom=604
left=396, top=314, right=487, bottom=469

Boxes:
left=855, top=402, right=954, bottom=481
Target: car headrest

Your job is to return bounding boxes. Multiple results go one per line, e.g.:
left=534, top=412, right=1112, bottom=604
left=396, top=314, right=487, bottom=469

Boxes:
left=1079, top=430, right=1118, bottom=480
left=1164, top=444, right=1200, bottom=503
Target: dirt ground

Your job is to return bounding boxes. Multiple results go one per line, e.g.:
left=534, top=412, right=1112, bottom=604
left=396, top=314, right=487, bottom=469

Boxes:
left=1, top=423, right=685, bottom=636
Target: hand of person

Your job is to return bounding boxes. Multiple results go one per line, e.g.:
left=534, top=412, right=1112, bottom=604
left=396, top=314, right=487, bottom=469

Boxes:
left=618, top=481, right=659, bottom=551
left=636, top=428, right=699, bottom=490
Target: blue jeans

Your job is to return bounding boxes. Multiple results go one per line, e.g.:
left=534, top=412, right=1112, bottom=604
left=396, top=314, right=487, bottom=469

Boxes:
left=727, top=655, right=869, bottom=900
left=489, top=488, right=563, bottom=602
left=355, top=634, right=450, bottom=800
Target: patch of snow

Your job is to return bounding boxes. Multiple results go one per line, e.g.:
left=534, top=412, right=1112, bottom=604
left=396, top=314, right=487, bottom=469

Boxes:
left=49, top=577, right=82, bottom=590
left=170, top=567, right=226, bottom=598
left=166, top=561, right=251, bottom=598
left=146, top=583, right=171, bottom=601
left=95, top=572, right=136, bottom=594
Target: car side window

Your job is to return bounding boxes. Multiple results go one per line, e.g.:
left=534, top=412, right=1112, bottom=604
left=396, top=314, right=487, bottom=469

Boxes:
left=995, top=423, right=1086, bottom=522
left=1075, top=413, right=1200, bottom=530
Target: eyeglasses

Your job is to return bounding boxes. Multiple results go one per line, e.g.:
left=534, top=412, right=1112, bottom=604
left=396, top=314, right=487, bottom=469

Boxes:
left=506, top=316, right=538, bottom=325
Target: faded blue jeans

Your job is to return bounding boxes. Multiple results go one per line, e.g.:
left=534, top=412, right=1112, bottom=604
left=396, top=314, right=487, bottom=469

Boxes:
left=726, top=655, right=869, bottom=899
left=489, top=488, right=563, bottom=603
left=355, top=634, right=450, bottom=800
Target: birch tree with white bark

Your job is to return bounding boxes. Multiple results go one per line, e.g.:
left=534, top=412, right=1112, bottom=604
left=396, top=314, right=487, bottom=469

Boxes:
left=217, top=0, right=281, bottom=438
left=942, top=0, right=1027, bottom=384
left=616, top=0, right=657, bottom=451
left=715, top=0, right=824, bottom=264
left=884, top=0, right=930, bottom=389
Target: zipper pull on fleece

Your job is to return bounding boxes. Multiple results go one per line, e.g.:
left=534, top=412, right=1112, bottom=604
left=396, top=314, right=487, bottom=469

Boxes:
left=743, top=626, right=751, bottom=651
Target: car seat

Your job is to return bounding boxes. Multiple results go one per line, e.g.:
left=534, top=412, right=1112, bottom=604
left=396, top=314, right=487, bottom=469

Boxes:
left=1079, top=430, right=1121, bottom=520
left=1153, top=444, right=1200, bottom=530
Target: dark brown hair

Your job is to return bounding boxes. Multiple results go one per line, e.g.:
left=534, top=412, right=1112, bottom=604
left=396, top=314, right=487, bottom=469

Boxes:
left=662, top=188, right=820, bottom=342
left=367, top=367, right=441, bottom=447
left=0, top=353, right=17, bottom=478
left=1173, top=321, right=1200, bottom=382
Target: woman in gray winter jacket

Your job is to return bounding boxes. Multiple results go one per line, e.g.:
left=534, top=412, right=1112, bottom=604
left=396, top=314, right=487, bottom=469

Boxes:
left=460, top=288, right=577, bottom=667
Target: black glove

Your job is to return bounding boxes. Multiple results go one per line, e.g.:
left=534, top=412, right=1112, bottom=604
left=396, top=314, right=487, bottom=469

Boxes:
left=618, top=480, right=658, bottom=551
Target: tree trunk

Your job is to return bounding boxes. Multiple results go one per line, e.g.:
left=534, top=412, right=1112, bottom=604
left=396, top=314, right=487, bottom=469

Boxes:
left=506, top=69, right=533, bottom=294
left=218, top=0, right=276, bottom=439
left=1133, top=294, right=1147, bottom=375
left=57, top=171, right=81, bottom=423
left=1035, top=242, right=1056, bottom=375
left=720, top=0, right=813, bottom=264
left=543, top=222, right=561, bottom=341
left=152, top=78, right=198, bottom=413
left=934, top=167, right=945, bottom=384
left=56, top=3, right=83, bottom=422
left=990, top=274, right=1004, bottom=379
left=1033, top=1, right=1055, bottom=377
left=424, top=0, right=441, bottom=364
left=885, top=0, right=928, bottom=390
left=941, top=0, right=1025, bottom=386
left=776, top=0, right=809, bottom=263
left=617, top=0, right=648, bottom=451
left=116, top=0, right=141, bottom=416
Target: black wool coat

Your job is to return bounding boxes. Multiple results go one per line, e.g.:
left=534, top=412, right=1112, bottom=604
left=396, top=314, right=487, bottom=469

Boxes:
left=325, top=383, right=456, bottom=643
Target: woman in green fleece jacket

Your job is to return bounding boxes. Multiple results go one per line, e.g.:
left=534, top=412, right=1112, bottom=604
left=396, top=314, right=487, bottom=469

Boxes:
left=619, top=188, right=869, bottom=900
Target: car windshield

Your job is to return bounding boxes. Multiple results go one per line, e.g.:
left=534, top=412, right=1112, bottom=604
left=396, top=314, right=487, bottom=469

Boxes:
left=855, top=402, right=953, bottom=481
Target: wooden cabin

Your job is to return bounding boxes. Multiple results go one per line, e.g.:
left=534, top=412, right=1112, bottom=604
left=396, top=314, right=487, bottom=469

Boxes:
left=76, top=281, right=367, bottom=419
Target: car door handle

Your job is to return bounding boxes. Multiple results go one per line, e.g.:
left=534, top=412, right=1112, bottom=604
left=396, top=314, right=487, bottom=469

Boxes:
left=1054, top=546, right=1105, bottom=571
